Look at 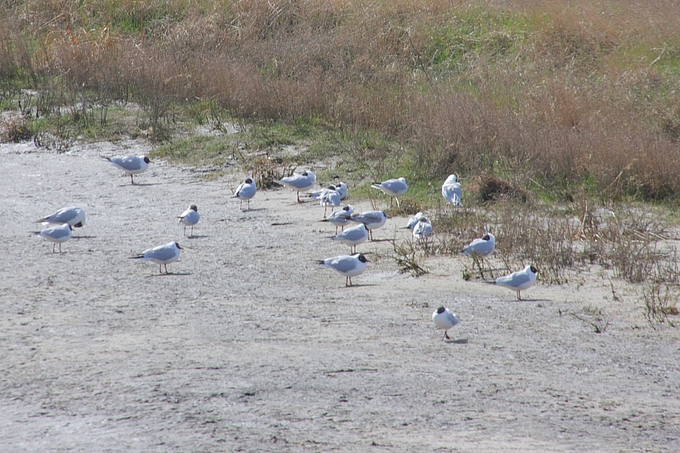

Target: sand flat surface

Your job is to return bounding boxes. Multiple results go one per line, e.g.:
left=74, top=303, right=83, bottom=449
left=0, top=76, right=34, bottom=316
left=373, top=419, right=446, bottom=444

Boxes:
left=1, top=141, right=679, bottom=452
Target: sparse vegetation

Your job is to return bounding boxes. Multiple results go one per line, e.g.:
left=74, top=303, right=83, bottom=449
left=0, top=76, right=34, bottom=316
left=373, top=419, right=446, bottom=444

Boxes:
left=2, top=0, right=680, bottom=324
left=571, top=307, right=610, bottom=334
left=643, top=282, right=679, bottom=327
left=392, top=239, right=429, bottom=277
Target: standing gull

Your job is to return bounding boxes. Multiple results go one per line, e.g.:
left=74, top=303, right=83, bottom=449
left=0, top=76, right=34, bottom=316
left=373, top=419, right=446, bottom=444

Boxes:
left=462, top=228, right=496, bottom=278
left=233, top=178, right=257, bottom=210
left=462, top=229, right=495, bottom=257
left=322, top=205, right=354, bottom=234
left=318, top=253, right=369, bottom=287
left=178, top=205, right=200, bottom=237
left=492, top=265, right=539, bottom=300
left=331, top=223, right=369, bottom=254
left=371, top=177, right=408, bottom=207
left=36, top=223, right=72, bottom=253
left=103, top=155, right=150, bottom=184
left=131, top=241, right=183, bottom=274
left=442, top=174, right=463, bottom=207
left=348, top=210, right=387, bottom=241
left=432, top=306, right=460, bottom=340
left=319, top=187, right=341, bottom=217
left=276, top=170, right=316, bottom=203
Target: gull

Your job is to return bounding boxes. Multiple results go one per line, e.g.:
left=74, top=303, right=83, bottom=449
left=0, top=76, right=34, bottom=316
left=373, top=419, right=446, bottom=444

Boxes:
left=308, top=185, right=336, bottom=201
left=348, top=210, right=387, bottom=241
left=233, top=178, right=257, bottom=210
left=276, top=170, right=316, bottom=203
left=321, top=205, right=354, bottom=234
left=462, top=229, right=495, bottom=257
left=371, top=177, right=407, bottom=207
left=36, top=223, right=72, bottom=253
left=331, top=223, right=369, bottom=254
left=318, top=253, right=369, bottom=287
left=131, top=241, right=183, bottom=274
left=404, top=212, right=426, bottom=230
left=412, top=217, right=433, bottom=241
left=103, top=155, right=150, bottom=184
left=320, top=187, right=341, bottom=217
left=432, top=306, right=460, bottom=340
left=462, top=227, right=496, bottom=278
left=492, top=265, right=540, bottom=300
left=36, top=206, right=86, bottom=228
left=442, top=174, right=463, bottom=207
left=334, top=182, right=348, bottom=200
left=178, top=205, right=200, bottom=237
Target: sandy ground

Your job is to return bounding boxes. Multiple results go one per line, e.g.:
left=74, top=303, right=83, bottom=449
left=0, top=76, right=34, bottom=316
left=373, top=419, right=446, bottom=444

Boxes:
left=1, top=140, right=679, bottom=452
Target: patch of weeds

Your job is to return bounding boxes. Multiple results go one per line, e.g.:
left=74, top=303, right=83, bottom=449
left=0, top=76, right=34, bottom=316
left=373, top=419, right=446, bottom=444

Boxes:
left=150, top=135, right=236, bottom=168
left=33, top=113, right=78, bottom=153
left=406, top=299, right=429, bottom=308
left=207, top=100, right=235, bottom=133
left=384, top=199, right=426, bottom=218
left=251, top=155, right=297, bottom=190
left=467, top=255, right=496, bottom=280
left=392, top=239, right=428, bottom=277
left=643, top=282, right=678, bottom=327
left=571, top=307, right=610, bottom=333
left=244, top=120, right=309, bottom=150
left=1, top=115, right=32, bottom=142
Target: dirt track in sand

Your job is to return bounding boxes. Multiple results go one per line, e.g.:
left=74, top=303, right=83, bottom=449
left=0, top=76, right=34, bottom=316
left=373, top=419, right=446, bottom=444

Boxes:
left=1, top=140, right=679, bottom=452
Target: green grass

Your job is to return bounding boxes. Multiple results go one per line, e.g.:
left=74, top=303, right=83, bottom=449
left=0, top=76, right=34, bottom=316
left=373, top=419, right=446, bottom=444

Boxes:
left=150, top=135, right=234, bottom=167
left=424, top=6, right=529, bottom=72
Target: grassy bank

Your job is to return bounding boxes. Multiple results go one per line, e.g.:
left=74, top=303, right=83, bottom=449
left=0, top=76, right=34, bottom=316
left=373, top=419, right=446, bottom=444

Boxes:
left=2, top=0, right=680, bottom=201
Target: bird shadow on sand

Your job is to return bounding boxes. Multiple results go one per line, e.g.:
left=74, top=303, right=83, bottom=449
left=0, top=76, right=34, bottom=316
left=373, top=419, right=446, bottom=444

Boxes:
left=240, top=208, right=266, bottom=212
left=515, top=298, right=551, bottom=303
left=146, top=271, right=193, bottom=278
left=120, top=182, right=162, bottom=187
left=71, top=235, right=97, bottom=240
left=345, top=283, right=378, bottom=288
left=185, top=235, right=209, bottom=240
left=445, top=338, right=469, bottom=344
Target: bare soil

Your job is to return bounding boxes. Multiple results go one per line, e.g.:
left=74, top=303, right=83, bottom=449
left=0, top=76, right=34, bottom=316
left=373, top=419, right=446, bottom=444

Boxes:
left=1, top=141, right=679, bottom=452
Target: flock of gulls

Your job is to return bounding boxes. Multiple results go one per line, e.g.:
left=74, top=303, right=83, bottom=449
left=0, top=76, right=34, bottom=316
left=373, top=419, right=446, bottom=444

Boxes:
left=34, top=154, right=539, bottom=341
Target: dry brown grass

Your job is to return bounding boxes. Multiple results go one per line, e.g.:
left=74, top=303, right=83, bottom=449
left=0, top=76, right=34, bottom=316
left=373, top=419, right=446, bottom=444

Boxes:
left=430, top=199, right=677, bottom=289
left=474, top=174, right=530, bottom=203
left=2, top=0, right=680, bottom=198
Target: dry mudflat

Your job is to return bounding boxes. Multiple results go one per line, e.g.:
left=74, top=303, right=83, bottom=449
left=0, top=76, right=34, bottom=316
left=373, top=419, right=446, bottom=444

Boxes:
left=1, top=140, right=679, bottom=452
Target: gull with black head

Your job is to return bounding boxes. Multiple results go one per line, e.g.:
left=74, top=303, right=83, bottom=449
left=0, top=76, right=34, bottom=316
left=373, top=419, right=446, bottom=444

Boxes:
left=318, top=253, right=369, bottom=287
left=131, top=241, right=183, bottom=274
left=233, top=178, right=257, bottom=210
left=178, top=205, right=200, bottom=237
left=432, top=307, right=460, bottom=340
left=103, top=154, right=150, bottom=184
